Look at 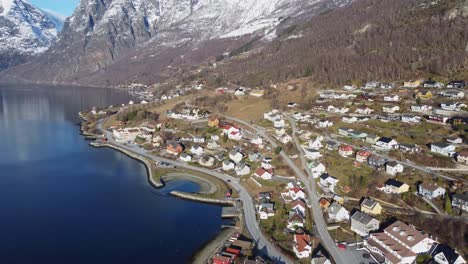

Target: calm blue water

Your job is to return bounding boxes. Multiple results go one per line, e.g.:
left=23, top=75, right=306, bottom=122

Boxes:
left=0, top=85, right=222, bottom=263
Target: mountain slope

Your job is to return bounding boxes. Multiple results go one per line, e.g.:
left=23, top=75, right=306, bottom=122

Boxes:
left=0, top=0, right=63, bottom=70
left=0, top=0, right=351, bottom=85
left=213, top=0, right=468, bottom=86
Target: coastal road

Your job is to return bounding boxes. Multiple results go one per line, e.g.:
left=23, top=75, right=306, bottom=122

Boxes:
left=97, top=123, right=292, bottom=264
left=224, top=115, right=366, bottom=264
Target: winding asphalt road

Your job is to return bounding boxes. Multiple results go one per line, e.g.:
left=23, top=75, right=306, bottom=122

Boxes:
left=223, top=115, right=367, bottom=264
left=97, top=123, right=292, bottom=264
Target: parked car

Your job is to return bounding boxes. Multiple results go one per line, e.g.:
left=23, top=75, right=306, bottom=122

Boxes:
left=337, top=243, right=347, bottom=250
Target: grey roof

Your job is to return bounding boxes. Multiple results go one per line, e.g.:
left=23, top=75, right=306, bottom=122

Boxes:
left=328, top=202, right=345, bottom=215
left=453, top=193, right=468, bottom=202
left=432, top=142, right=451, bottom=148
left=361, top=198, right=378, bottom=210
left=351, top=211, right=377, bottom=225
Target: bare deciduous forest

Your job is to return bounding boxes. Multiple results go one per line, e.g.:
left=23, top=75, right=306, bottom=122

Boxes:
left=216, top=0, right=468, bottom=86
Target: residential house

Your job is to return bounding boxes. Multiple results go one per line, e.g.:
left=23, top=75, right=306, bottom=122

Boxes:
left=222, top=160, right=235, bottom=171
left=386, top=162, right=404, bottom=176
left=365, top=221, right=435, bottom=264
left=199, top=155, right=215, bottom=167
left=166, top=142, right=184, bottom=155
left=401, top=115, right=422, bottom=124
left=384, top=95, right=400, bottom=102
left=275, top=127, right=286, bottom=136
left=273, top=118, right=285, bottom=128
left=285, top=186, right=307, bottom=201
left=317, top=119, right=334, bottom=128
left=419, top=182, right=446, bottom=199
left=441, top=103, right=466, bottom=112
left=350, top=211, right=380, bottom=237
left=338, top=144, right=354, bottom=157
left=257, top=192, right=272, bottom=203
left=361, top=198, right=383, bottom=215
left=193, top=136, right=206, bottom=144
left=447, top=80, right=465, bottom=89
left=427, top=115, right=449, bottom=124
left=423, top=81, right=445, bottom=88
left=439, top=90, right=464, bottom=99
left=207, top=140, right=219, bottom=149
left=319, top=198, right=331, bottom=209
left=384, top=179, right=410, bottom=194
left=457, top=150, right=468, bottom=164
left=326, top=140, right=340, bottom=150
left=308, top=161, right=326, bottom=178
left=355, top=106, right=374, bottom=115
left=288, top=210, right=305, bottom=230
left=416, top=91, right=433, bottom=100
left=208, top=116, right=220, bottom=127
left=375, top=137, right=399, bottom=151
left=280, top=134, right=292, bottom=144
left=261, top=157, right=273, bottom=170
left=308, top=137, right=323, bottom=150
left=250, top=135, right=263, bottom=146
left=248, top=152, right=261, bottom=162
left=399, top=143, right=420, bottom=153
left=364, top=81, right=380, bottom=89
left=447, top=137, right=463, bottom=144
left=366, top=134, right=381, bottom=144
left=411, top=105, right=432, bottom=113
left=350, top=130, right=368, bottom=139
left=212, top=255, right=231, bottom=264
left=319, top=174, right=339, bottom=190
left=342, top=116, right=358, bottom=123
left=293, top=234, right=312, bottom=259
left=228, top=131, right=243, bottom=141
left=429, top=243, right=467, bottom=264
left=291, top=199, right=307, bottom=215
left=327, top=202, right=350, bottom=222
left=368, top=155, right=387, bottom=168
left=452, top=193, right=468, bottom=212
left=229, top=150, right=244, bottom=164
left=254, top=168, right=273, bottom=180
left=312, top=249, right=332, bottom=264
left=180, top=153, right=192, bottom=162
left=356, top=150, right=372, bottom=163
left=431, top=142, right=456, bottom=157
left=263, top=110, right=281, bottom=122
left=190, top=145, right=205, bottom=156
left=235, top=163, right=250, bottom=176
left=382, top=105, right=400, bottom=113
left=258, top=203, right=275, bottom=220
left=304, top=148, right=322, bottom=160
left=338, top=127, right=353, bottom=137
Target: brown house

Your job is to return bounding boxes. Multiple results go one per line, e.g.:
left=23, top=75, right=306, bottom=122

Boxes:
left=166, top=142, right=183, bottom=155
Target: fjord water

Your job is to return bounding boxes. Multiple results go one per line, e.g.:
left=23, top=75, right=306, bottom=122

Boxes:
left=0, top=85, right=222, bottom=263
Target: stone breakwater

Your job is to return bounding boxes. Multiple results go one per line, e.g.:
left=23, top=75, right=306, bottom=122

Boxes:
left=170, top=191, right=235, bottom=206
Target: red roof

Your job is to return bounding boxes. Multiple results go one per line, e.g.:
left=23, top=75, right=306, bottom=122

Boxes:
left=357, top=150, right=371, bottom=156
left=225, top=247, right=240, bottom=255
left=291, top=186, right=303, bottom=194
left=212, top=255, right=231, bottom=264
left=291, top=199, right=306, bottom=209
left=294, top=234, right=311, bottom=252
left=339, top=144, right=353, bottom=151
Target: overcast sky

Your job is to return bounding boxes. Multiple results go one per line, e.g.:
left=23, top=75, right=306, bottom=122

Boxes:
left=29, top=0, right=79, bottom=19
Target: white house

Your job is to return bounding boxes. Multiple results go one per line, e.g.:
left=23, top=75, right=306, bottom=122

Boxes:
left=375, top=137, right=399, bottom=151
left=275, top=127, right=286, bottom=136
left=309, top=162, right=326, bottom=178
left=384, top=95, right=400, bottom=102
left=351, top=211, right=380, bottom=237
left=228, top=131, right=243, bottom=141
left=431, top=143, right=456, bottom=157
left=308, top=137, right=323, bottom=150
left=229, top=150, right=244, bottom=164
left=222, top=160, right=235, bottom=171
left=250, top=135, right=263, bottom=145
left=198, top=155, right=215, bottom=167
left=355, top=107, right=374, bottom=115
left=319, top=174, right=339, bottom=191
left=284, top=186, right=306, bottom=201
left=342, top=116, right=358, bottom=123
left=382, top=105, right=400, bottom=113
left=401, top=115, right=422, bottom=124
left=419, top=182, right=446, bottom=199
left=258, top=203, right=275, bottom=220
left=190, top=145, right=204, bottom=156
left=235, top=163, right=250, bottom=176
left=317, top=119, right=334, bottom=128
left=411, top=105, right=432, bottom=113
left=327, top=202, right=350, bottom=222
left=261, top=157, right=273, bottom=170
left=386, top=162, right=404, bottom=176
left=293, top=234, right=312, bottom=259
left=179, top=153, right=192, bottom=162
left=429, top=244, right=466, bottom=264
left=280, top=134, right=292, bottom=144
left=273, top=118, right=285, bottom=128
left=291, top=199, right=307, bottom=215
left=304, top=148, right=322, bottom=160
left=255, top=168, right=273, bottom=180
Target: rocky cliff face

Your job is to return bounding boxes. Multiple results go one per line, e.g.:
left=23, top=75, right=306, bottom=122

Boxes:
left=0, top=0, right=63, bottom=70
left=1, top=0, right=350, bottom=85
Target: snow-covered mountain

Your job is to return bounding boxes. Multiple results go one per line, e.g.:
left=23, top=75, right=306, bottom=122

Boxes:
left=1, top=0, right=351, bottom=85
left=0, top=0, right=63, bottom=70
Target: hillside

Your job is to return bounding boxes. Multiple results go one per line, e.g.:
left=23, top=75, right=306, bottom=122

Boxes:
left=210, top=0, right=468, bottom=87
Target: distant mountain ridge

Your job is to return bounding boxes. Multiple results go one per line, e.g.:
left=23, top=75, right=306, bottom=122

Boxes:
left=0, top=0, right=351, bottom=86
left=0, top=0, right=63, bottom=70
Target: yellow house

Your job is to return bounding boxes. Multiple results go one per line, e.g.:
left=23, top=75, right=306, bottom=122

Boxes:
left=250, top=89, right=265, bottom=97
left=404, top=80, right=423, bottom=88
left=208, top=116, right=220, bottom=127
left=416, top=91, right=433, bottom=100
left=360, top=198, right=383, bottom=215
